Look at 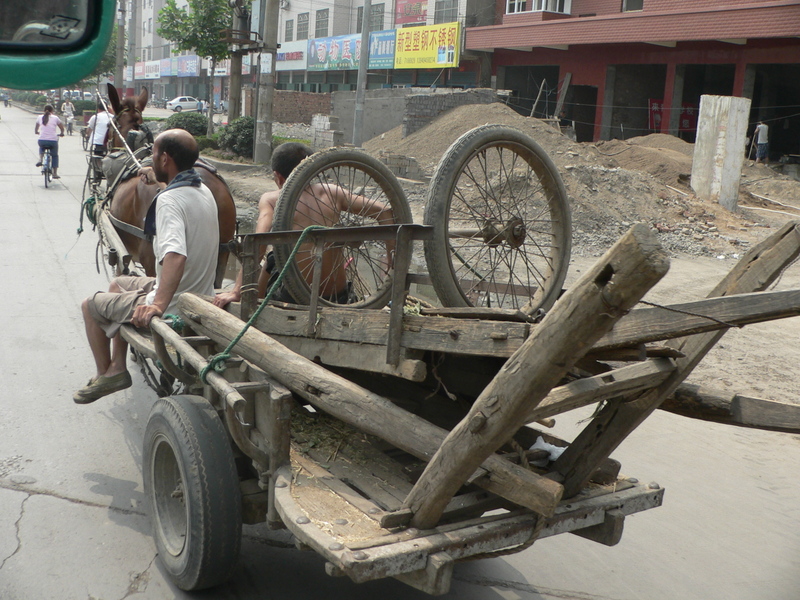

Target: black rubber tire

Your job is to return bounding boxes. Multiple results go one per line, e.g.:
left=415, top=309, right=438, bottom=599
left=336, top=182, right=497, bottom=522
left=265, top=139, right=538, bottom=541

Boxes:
left=143, top=394, right=242, bottom=591
left=272, top=147, right=412, bottom=309
left=82, top=130, right=89, bottom=151
left=423, top=125, right=571, bottom=313
left=174, top=106, right=182, bottom=112
left=43, top=160, right=50, bottom=188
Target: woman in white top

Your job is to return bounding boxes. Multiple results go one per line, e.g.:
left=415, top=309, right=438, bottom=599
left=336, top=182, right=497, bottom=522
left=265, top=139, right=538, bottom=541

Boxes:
left=35, top=105, right=65, bottom=178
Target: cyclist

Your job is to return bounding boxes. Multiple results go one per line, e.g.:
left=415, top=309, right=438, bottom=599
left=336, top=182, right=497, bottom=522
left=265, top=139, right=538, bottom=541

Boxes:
left=86, top=101, right=112, bottom=180
left=61, top=97, right=76, bottom=135
left=35, top=105, right=65, bottom=178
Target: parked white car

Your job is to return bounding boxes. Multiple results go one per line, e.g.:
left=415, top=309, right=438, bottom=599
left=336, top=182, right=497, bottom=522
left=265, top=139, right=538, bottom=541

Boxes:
left=166, top=96, right=200, bottom=112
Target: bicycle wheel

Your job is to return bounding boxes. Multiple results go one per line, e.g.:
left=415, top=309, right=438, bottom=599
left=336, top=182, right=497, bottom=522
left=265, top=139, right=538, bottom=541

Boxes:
left=43, top=153, right=51, bottom=188
left=423, top=125, right=571, bottom=314
left=272, top=148, right=412, bottom=309
left=82, top=130, right=89, bottom=151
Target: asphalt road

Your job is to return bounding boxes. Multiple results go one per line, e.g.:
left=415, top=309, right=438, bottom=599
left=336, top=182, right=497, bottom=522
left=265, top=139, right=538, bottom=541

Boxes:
left=0, top=103, right=799, bottom=600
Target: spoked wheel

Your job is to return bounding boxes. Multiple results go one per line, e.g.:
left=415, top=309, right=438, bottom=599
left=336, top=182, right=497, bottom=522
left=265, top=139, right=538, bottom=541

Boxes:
left=82, top=129, right=89, bottom=151
left=143, top=395, right=242, bottom=591
left=272, top=148, right=412, bottom=309
left=43, top=161, right=50, bottom=188
left=423, top=125, right=571, bottom=314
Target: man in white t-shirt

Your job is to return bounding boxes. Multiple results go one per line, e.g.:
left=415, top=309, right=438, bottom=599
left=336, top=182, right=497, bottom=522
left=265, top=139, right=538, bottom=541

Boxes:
left=754, top=121, right=769, bottom=165
left=86, top=102, right=112, bottom=156
left=74, top=129, right=219, bottom=404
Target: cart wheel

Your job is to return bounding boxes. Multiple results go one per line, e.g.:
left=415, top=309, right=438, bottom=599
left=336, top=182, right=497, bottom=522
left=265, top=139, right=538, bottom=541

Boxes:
left=272, top=147, right=412, bottom=309
left=143, top=394, right=242, bottom=591
left=423, top=125, right=571, bottom=313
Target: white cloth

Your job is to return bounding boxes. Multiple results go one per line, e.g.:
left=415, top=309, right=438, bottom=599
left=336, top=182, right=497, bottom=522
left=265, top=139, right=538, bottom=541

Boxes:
left=756, top=123, right=769, bottom=144
left=87, top=111, right=112, bottom=145
left=145, top=182, right=219, bottom=313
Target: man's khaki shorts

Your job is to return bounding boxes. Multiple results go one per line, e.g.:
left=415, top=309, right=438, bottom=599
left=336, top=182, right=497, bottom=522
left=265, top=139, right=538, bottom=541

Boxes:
left=87, top=276, right=156, bottom=337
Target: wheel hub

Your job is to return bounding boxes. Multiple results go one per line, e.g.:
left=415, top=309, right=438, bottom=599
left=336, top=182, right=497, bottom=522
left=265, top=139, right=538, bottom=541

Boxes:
left=481, top=217, right=526, bottom=249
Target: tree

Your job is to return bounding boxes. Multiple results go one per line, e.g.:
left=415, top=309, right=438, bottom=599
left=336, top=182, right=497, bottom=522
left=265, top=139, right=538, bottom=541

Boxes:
left=158, top=0, right=231, bottom=136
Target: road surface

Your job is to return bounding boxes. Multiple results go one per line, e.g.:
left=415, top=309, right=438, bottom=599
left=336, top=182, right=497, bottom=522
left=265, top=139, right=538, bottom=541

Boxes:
left=0, top=103, right=798, bottom=599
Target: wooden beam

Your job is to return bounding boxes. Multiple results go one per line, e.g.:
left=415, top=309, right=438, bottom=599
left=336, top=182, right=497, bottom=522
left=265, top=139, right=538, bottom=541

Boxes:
left=178, top=293, right=564, bottom=517
left=403, top=224, right=670, bottom=529
left=552, top=221, right=800, bottom=497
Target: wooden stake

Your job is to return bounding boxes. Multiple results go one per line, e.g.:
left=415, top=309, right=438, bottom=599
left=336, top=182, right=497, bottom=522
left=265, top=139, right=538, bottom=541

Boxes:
left=403, top=224, right=670, bottom=529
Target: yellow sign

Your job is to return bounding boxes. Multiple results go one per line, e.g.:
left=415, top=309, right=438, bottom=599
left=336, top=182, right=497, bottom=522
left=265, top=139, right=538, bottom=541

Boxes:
left=394, top=22, right=460, bottom=69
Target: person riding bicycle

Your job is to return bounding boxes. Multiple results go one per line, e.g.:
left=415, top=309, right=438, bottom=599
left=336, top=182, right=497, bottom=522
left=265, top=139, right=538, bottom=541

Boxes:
left=61, top=98, right=76, bottom=135
left=35, top=105, right=65, bottom=179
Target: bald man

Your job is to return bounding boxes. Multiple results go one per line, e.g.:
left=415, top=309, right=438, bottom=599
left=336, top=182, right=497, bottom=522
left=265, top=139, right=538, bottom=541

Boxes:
left=74, top=129, right=219, bottom=404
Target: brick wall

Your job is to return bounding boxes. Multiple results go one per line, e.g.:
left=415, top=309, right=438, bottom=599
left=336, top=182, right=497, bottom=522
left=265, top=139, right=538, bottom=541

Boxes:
left=403, top=89, right=499, bottom=137
left=273, top=91, right=332, bottom=124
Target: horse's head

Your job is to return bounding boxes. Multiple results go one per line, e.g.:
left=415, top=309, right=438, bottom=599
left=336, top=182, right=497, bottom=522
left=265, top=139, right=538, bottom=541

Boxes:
left=107, top=83, right=149, bottom=149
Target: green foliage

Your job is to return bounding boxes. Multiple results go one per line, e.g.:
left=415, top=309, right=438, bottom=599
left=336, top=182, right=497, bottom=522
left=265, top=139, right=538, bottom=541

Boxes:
left=164, top=111, right=209, bottom=136
left=195, top=135, right=219, bottom=151
left=158, top=0, right=230, bottom=64
left=12, top=91, right=48, bottom=106
left=218, top=117, right=255, bottom=158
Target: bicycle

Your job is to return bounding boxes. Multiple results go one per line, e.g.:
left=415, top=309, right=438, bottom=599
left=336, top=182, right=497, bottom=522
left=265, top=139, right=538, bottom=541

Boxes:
left=41, top=147, right=53, bottom=187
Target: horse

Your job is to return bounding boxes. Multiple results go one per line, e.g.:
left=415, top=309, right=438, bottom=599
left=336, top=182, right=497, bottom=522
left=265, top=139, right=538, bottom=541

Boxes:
left=102, top=83, right=237, bottom=287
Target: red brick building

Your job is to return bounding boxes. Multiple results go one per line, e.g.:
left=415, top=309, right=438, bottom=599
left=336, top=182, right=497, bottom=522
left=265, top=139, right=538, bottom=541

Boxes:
left=465, top=0, right=800, bottom=155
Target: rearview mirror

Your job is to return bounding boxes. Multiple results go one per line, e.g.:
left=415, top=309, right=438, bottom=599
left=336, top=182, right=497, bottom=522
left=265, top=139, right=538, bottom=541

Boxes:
left=0, top=0, right=115, bottom=89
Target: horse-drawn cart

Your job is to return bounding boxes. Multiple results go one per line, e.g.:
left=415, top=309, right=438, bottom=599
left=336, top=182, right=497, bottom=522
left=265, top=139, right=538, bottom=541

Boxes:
left=95, top=125, right=800, bottom=593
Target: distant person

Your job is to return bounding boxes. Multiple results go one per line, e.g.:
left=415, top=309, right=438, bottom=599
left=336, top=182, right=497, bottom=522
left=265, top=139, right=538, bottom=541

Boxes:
left=212, top=142, right=395, bottom=308
left=197, top=99, right=202, bottom=113
left=61, top=98, right=75, bottom=135
left=34, top=105, right=65, bottom=178
left=87, top=101, right=112, bottom=156
left=754, top=121, right=769, bottom=165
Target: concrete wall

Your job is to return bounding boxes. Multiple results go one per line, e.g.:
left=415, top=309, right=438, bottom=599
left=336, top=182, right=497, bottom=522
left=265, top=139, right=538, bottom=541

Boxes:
left=691, top=94, right=751, bottom=211
left=402, top=88, right=499, bottom=137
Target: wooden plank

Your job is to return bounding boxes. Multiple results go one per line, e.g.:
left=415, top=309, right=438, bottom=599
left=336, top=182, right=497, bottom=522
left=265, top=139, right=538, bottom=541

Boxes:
left=552, top=221, right=800, bottom=497
left=595, top=289, right=800, bottom=350
left=403, top=224, right=670, bottom=529
left=527, top=358, right=676, bottom=422
left=178, top=293, right=565, bottom=518
left=269, top=334, right=427, bottom=382
left=731, top=395, right=800, bottom=431
left=419, top=307, right=536, bottom=322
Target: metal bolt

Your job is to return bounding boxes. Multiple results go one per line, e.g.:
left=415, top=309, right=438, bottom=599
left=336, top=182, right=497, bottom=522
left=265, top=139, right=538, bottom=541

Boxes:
left=329, top=542, right=344, bottom=551
left=275, top=480, right=287, bottom=488
left=628, top=477, right=639, bottom=484
left=648, top=481, right=661, bottom=490
left=368, top=507, right=381, bottom=514
left=352, top=551, right=369, bottom=560
left=334, top=518, right=348, bottom=525
left=296, top=516, right=310, bottom=525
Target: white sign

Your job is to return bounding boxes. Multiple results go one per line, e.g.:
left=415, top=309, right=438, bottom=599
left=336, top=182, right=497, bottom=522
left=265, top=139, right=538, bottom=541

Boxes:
left=260, top=52, right=273, bottom=74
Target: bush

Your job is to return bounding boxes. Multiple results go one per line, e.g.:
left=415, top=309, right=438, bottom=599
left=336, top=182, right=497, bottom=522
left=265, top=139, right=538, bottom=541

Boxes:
left=195, top=135, right=219, bottom=151
left=164, top=111, right=208, bottom=136
left=218, top=116, right=255, bottom=159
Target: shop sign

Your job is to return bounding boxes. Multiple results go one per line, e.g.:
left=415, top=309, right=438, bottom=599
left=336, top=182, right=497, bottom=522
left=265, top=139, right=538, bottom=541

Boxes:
left=307, top=30, right=396, bottom=71
left=649, top=99, right=698, bottom=131
left=134, top=62, right=145, bottom=78
left=395, top=0, right=427, bottom=24
left=145, top=60, right=160, bottom=79
left=394, top=22, right=460, bottom=69
left=177, top=55, right=199, bottom=77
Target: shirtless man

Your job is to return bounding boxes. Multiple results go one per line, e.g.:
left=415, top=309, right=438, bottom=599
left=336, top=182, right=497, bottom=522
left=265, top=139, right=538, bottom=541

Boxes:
left=213, top=142, right=395, bottom=307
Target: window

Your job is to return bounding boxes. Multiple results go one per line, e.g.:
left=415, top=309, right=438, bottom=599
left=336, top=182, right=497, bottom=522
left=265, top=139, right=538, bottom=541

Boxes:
left=622, top=0, right=643, bottom=10
left=297, top=13, right=309, bottom=40
left=148, top=18, right=152, bottom=33
left=315, top=9, right=329, bottom=38
left=434, top=0, right=457, bottom=23
left=356, top=3, right=385, bottom=33
left=285, top=19, right=294, bottom=42
left=506, top=0, right=571, bottom=14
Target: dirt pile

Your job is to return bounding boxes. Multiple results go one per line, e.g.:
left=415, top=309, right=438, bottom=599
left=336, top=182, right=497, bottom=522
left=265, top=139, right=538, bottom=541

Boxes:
left=363, top=102, right=800, bottom=258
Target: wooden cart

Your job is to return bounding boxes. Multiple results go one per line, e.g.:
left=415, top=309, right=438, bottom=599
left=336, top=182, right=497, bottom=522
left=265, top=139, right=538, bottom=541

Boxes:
left=118, top=128, right=800, bottom=594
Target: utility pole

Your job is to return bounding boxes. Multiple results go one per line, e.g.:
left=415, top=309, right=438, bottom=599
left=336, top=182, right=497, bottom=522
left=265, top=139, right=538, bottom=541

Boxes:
left=127, top=0, right=138, bottom=96
left=352, top=0, right=371, bottom=146
left=115, top=0, right=126, bottom=91
left=253, top=0, right=279, bottom=164
left=228, top=0, right=250, bottom=122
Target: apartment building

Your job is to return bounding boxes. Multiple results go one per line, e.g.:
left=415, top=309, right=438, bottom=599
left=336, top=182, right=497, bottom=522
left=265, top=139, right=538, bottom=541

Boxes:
left=464, top=0, right=800, bottom=151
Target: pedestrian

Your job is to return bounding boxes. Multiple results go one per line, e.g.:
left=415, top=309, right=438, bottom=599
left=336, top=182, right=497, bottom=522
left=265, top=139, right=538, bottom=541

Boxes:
left=754, top=121, right=769, bottom=165
left=34, top=105, right=66, bottom=178
left=73, top=129, right=220, bottom=404
left=197, top=98, right=202, bottom=113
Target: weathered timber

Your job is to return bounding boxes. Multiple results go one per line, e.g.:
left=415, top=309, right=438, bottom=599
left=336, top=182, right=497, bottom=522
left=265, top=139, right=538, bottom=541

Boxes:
left=527, top=358, right=676, bottom=422
left=403, top=225, right=670, bottom=530
left=553, top=221, right=800, bottom=497
left=660, top=383, right=800, bottom=433
left=178, top=293, right=565, bottom=517
left=595, top=289, right=800, bottom=349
